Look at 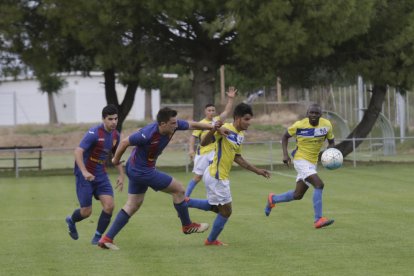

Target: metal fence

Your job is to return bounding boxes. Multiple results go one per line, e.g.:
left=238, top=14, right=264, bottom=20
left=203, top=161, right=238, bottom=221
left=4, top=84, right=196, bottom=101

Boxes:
left=1, top=136, right=413, bottom=178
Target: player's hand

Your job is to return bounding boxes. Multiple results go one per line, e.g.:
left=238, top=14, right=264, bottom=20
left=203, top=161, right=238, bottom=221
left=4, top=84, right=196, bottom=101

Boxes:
left=213, top=120, right=223, bottom=130
left=283, top=157, right=291, bottom=167
left=83, top=171, right=95, bottom=181
left=188, top=151, right=195, bottom=161
left=258, top=169, right=271, bottom=179
left=112, top=158, right=124, bottom=166
left=115, top=175, right=124, bottom=192
left=226, top=86, right=237, bottom=98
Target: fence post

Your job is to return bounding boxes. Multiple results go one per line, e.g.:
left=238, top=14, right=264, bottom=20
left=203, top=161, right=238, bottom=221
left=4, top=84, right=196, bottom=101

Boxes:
left=352, top=138, right=356, bottom=168
left=14, top=147, right=19, bottom=178
left=269, top=141, right=274, bottom=171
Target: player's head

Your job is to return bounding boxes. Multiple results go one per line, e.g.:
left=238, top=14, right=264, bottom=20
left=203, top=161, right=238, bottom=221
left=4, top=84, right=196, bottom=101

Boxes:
left=204, top=104, right=216, bottom=119
left=233, top=103, right=253, bottom=131
left=102, top=104, right=118, bottom=131
left=157, top=107, right=178, bottom=134
left=306, top=103, right=322, bottom=126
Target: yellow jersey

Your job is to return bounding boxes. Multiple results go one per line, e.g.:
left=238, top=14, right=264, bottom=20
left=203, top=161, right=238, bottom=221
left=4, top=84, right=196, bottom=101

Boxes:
left=287, top=117, right=334, bottom=164
left=192, top=116, right=221, bottom=155
left=208, top=123, right=244, bottom=180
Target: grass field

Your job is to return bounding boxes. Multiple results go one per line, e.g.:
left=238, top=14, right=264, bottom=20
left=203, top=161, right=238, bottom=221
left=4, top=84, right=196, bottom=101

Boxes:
left=0, top=163, right=413, bottom=275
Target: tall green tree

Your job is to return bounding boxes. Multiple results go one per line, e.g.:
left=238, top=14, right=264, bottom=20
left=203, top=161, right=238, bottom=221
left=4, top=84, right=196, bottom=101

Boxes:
left=232, top=0, right=414, bottom=157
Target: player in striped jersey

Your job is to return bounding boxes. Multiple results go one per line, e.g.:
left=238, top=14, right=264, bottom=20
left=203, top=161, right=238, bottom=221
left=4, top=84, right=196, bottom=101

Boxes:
left=265, top=103, right=335, bottom=228
left=187, top=103, right=271, bottom=246
left=65, top=104, right=125, bottom=245
left=185, top=86, right=237, bottom=197
left=98, top=107, right=220, bottom=250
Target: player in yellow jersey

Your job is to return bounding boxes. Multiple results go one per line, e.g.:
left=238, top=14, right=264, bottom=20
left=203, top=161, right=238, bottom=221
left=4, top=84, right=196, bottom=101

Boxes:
left=187, top=103, right=271, bottom=245
left=185, top=86, right=237, bottom=197
left=265, top=103, right=335, bottom=228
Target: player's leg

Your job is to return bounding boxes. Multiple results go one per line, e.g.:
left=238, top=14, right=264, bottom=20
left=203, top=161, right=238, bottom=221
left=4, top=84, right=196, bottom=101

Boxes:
left=205, top=203, right=231, bottom=246
left=99, top=175, right=147, bottom=250
left=91, top=195, right=114, bottom=245
left=91, top=178, right=115, bottom=244
left=185, top=174, right=202, bottom=197
left=66, top=175, right=93, bottom=240
left=98, top=193, right=145, bottom=250
left=306, top=174, right=334, bottom=228
left=265, top=160, right=312, bottom=216
left=162, top=177, right=209, bottom=234
left=186, top=152, right=212, bottom=197
left=204, top=174, right=231, bottom=245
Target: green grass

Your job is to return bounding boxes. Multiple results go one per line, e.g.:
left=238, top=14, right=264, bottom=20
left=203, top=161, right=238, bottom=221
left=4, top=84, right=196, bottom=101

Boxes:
left=0, top=164, right=413, bottom=275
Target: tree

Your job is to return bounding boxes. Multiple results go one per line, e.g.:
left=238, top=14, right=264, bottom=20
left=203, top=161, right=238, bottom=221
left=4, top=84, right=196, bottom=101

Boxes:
left=37, top=74, right=67, bottom=124
left=145, top=1, right=237, bottom=120
left=232, top=0, right=414, bottom=157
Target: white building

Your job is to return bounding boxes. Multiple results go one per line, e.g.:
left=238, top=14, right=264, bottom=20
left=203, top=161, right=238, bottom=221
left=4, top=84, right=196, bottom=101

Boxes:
left=0, top=72, right=160, bottom=125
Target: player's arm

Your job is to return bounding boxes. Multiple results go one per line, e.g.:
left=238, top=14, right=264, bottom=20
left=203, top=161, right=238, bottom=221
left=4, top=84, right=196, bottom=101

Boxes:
left=234, top=155, right=270, bottom=178
left=187, top=121, right=214, bottom=130
left=114, top=162, right=125, bottom=192
left=74, top=147, right=95, bottom=181
left=112, top=136, right=130, bottom=166
left=188, top=135, right=197, bottom=161
left=218, top=86, right=237, bottom=121
left=281, top=131, right=292, bottom=167
left=200, top=121, right=224, bottom=146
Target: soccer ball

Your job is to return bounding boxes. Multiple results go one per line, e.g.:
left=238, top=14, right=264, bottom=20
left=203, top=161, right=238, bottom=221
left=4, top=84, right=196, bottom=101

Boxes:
left=321, top=148, right=343, bottom=170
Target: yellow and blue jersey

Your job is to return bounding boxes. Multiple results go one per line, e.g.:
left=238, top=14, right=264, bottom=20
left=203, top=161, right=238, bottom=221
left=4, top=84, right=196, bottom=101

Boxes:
left=192, top=115, right=220, bottom=155
left=208, top=123, right=244, bottom=180
left=288, top=117, right=334, bottom=164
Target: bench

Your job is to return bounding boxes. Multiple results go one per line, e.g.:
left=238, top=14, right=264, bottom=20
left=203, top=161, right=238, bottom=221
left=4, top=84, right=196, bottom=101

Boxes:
left=0, top=146, right=43, bottom=171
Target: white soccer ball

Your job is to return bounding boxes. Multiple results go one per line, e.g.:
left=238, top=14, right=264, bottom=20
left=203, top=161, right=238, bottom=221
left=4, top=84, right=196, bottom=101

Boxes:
left=321, top=148, right=343, bottom=170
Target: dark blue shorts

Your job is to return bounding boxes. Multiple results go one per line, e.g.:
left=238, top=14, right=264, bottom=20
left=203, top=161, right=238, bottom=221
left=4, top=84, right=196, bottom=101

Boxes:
left=75, top=173, right=114, bottom=207
left=126, top=167, right=173, bottom=195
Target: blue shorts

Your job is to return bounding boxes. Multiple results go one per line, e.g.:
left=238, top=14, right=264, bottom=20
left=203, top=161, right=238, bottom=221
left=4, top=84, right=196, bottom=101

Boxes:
left=75, top=173, right=114, bottom=207
left=126, top=166, right=172, bottom=194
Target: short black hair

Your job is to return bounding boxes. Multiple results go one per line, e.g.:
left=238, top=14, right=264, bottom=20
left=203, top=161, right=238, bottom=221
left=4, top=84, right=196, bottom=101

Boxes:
left=102, top=104, right=118, bottom=119
left=157, top=107, right=178, bottom=124
left=204, top=103, right=215, bottom=109
left=233, top=103, right=253, bottom=119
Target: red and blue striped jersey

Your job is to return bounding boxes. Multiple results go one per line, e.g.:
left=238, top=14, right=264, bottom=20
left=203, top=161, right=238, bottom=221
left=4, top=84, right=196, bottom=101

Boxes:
left=74, top=123, right=120, bottom=179
left=127, top=120, right=189, bottom=174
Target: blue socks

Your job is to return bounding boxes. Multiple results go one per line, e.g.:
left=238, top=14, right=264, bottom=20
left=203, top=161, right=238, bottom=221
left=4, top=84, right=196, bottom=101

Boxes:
left=106, top=209, right=130, bottom=239
left=185, top=179, right=198, bottom=197
left=313, top=188, right=323, bottom=221
left=96, top=210, right=112, bottom=235
left=71, top=208, right=84, bottom=223
left=187, top=198, right=211, bottom=211
left=272, top=190, right=295, bottom=204
left=174, top=200, right=192, bottom=226
left=207, top=214, right=228, bottom=242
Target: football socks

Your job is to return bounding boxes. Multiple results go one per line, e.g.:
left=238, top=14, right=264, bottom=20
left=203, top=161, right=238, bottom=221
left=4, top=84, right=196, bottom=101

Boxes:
left=207, top=214, right=228, bottom=242
left=313, top=188, right=323, bottom=221
left=96, top=210, right=112, bottom=235
left=187, top=198, right=211, bottom=211
left=174, top=200, right=192, bottom=226
left=185, top=179, right=198, bottom=197
left=106, top=209, right=130, bottom=240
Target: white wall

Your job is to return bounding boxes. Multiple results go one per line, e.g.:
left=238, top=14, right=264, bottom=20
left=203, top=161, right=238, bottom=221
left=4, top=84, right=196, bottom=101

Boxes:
left=0, top=73, right=160, bottom=125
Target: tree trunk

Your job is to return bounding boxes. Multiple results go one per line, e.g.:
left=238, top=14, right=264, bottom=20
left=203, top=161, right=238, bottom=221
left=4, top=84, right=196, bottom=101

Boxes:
left=145, top=88, right=152, bottom=121
left=191, top=59, right=217, bottom=121
left=336, top=84, right=387, bottom=157
left=104, top=68, right=139, bottom=132
left=47, top=92, right=58, bottom=124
